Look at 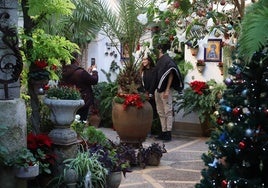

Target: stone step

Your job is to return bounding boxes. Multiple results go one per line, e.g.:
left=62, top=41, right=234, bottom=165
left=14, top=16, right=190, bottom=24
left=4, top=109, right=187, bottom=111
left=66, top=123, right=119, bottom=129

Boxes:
left=173, top=121, right=203, bottom=137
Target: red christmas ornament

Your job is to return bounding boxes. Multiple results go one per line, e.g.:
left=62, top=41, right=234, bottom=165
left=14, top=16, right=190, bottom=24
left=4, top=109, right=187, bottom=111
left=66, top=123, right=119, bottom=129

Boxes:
left=221, top=179, right=228, bottom=188
left=217, top=117, right=224, bottom=125
left=239, top=141, right=246, bottom=149
left=232, top=107, right=241, bottom=116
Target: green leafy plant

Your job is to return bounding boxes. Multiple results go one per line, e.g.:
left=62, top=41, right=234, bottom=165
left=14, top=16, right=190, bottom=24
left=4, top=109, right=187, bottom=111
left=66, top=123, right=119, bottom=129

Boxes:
left=93, top=82, right=118, bottom=127
left=6, top=148, right=37, bottom=168
left=88, top=141, right=134, bottom=177
left=20, top=29, right=80, bottom=81
left=45, top=85, right=81, bottom=100
left=64, top=151, right=108, bottom=188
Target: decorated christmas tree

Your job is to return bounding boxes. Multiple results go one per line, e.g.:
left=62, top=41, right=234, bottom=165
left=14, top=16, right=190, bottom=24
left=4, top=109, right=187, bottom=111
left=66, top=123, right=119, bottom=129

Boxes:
left=196, top=46, right=268, bottom=187
left=196, top=1, right=268, bottom=187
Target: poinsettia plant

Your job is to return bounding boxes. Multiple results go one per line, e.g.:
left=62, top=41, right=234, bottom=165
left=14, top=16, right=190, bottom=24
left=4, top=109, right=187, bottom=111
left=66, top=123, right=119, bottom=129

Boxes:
left=175, top=80, right=220, bottom=123
left=27, top=132, right=56, bottom=174
left=114, top=93, right=147, bottom=110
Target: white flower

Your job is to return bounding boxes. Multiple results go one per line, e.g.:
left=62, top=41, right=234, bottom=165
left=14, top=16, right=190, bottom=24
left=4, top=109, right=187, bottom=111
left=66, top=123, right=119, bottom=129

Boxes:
left=198, top=35, right=209, bottom=48
left=48, top=80, right=58, bottom=87
left=137, top=13, right=148, bottom=25
left=158, top=2, right=168, bottom=12
left=177, top=31, right=187, bottom=43
left=75, top=114, right=81, bottom=121
left=167, top=50, right=176, bottom=58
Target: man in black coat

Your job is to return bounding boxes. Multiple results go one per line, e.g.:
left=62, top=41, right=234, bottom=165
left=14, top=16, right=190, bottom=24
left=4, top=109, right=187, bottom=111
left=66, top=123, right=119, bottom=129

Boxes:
left=61, top=58, right=98, bottom=121
left=151, top=42, right=184, bottom=141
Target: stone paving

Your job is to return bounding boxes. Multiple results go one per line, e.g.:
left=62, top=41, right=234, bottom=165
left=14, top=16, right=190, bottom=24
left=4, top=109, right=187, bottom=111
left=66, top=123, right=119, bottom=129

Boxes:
left=99, top=128, right=209, bottom=188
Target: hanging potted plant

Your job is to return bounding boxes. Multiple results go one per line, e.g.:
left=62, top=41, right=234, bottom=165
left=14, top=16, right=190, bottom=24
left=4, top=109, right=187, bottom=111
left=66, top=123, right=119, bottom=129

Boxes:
left=20, top=29, right=80, bottom=94
left=196, top=59, right=206, bottom=73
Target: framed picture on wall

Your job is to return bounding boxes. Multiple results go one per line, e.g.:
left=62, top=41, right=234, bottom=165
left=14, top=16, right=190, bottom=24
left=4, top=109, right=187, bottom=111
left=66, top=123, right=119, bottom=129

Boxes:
left=204, top=39, right=222, bottom=62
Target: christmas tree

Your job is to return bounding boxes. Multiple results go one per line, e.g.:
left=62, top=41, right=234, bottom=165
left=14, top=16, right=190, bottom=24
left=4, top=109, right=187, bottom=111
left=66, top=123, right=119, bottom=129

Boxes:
left=196, top=1, right=268, bottom=187
left=196, top=47, right=268, bottom=187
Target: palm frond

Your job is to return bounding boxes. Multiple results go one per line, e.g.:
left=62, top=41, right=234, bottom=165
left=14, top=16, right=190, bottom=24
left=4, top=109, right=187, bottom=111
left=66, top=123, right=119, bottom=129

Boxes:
left=94, top=0, right=150, bottom=64
left=238, top=2, right=268, bottom=62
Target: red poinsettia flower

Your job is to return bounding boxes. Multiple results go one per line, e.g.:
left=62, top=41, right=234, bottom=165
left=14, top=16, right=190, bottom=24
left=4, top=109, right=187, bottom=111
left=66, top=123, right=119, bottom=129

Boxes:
left=117, top=93, right=145, bottom=110
left=189, top=81, right=208, bottom=95
left=27, top=132, right=56, bottom=170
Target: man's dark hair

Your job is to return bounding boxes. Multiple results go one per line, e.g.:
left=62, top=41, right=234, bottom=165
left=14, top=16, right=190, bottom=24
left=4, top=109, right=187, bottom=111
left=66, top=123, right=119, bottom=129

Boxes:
left=157, top=42, right=171, bottom=53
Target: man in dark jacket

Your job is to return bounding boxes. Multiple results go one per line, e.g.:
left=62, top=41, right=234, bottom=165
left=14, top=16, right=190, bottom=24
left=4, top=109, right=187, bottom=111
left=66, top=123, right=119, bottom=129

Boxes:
left=152, top=42, right=184, bottom=141
left=61, top=58, right=98, bottom=121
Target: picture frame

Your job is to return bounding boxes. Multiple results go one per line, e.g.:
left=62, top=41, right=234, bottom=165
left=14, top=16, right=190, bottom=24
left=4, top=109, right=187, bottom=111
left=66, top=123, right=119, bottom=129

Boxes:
left=204, top=39, right=222, bottom=62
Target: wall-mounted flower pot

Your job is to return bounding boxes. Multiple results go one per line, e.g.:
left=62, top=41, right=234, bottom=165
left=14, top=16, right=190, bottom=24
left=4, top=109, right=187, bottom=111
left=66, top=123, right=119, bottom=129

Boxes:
left=197, top=65, right=205, bottom=73
left=190, top=48, right=199, bottom=56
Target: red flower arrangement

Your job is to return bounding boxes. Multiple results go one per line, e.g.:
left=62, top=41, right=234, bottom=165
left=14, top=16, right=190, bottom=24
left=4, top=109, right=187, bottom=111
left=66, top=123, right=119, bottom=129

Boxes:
left=27, top=132, right=56, bottom=174
left=189, top=80, right=208, bottom=95
left=114, top=93, right=146, bottom=110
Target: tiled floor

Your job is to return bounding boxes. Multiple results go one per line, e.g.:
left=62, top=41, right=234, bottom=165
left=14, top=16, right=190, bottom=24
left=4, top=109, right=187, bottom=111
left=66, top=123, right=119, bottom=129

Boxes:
left=99, top=128, right=208, bottom=188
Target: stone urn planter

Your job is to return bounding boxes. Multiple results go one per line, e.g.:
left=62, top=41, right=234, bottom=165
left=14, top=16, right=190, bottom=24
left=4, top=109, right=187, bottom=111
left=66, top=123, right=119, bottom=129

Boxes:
left=112, top=99, right=153, bottom=147
left=43, top=98, right=84, bottom=145
left=43, top=98, right=84, bottom=127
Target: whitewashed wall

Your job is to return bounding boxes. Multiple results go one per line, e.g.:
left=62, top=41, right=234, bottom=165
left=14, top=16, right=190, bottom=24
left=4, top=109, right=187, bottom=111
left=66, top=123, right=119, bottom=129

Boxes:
left=87, top=32, right=225, bottom=124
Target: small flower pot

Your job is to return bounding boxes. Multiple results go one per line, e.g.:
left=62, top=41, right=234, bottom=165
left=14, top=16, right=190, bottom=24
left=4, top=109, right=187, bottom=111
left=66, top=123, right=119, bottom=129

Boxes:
left=106, top=171, right=122, bottom=188
left=197, top=65, right=206, bottom=73
left=14, top=164, right=39, bottom=179
left=147, top=153, right=161, bottom=166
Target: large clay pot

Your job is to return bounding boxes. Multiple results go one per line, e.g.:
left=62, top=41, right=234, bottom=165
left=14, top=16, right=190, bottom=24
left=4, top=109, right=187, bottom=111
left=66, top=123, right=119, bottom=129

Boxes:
left=112, top=100, right=153, bottom=146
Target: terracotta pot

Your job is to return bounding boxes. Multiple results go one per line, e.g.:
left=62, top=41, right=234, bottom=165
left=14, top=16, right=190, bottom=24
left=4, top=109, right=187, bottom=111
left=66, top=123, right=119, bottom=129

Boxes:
left=112, top=100, right=153, bottom=146
left=200, top=116, right=213, bottom=137
left=88, top=114, right=101, bottom=128
left=147, top=153, right=161, bottom=166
